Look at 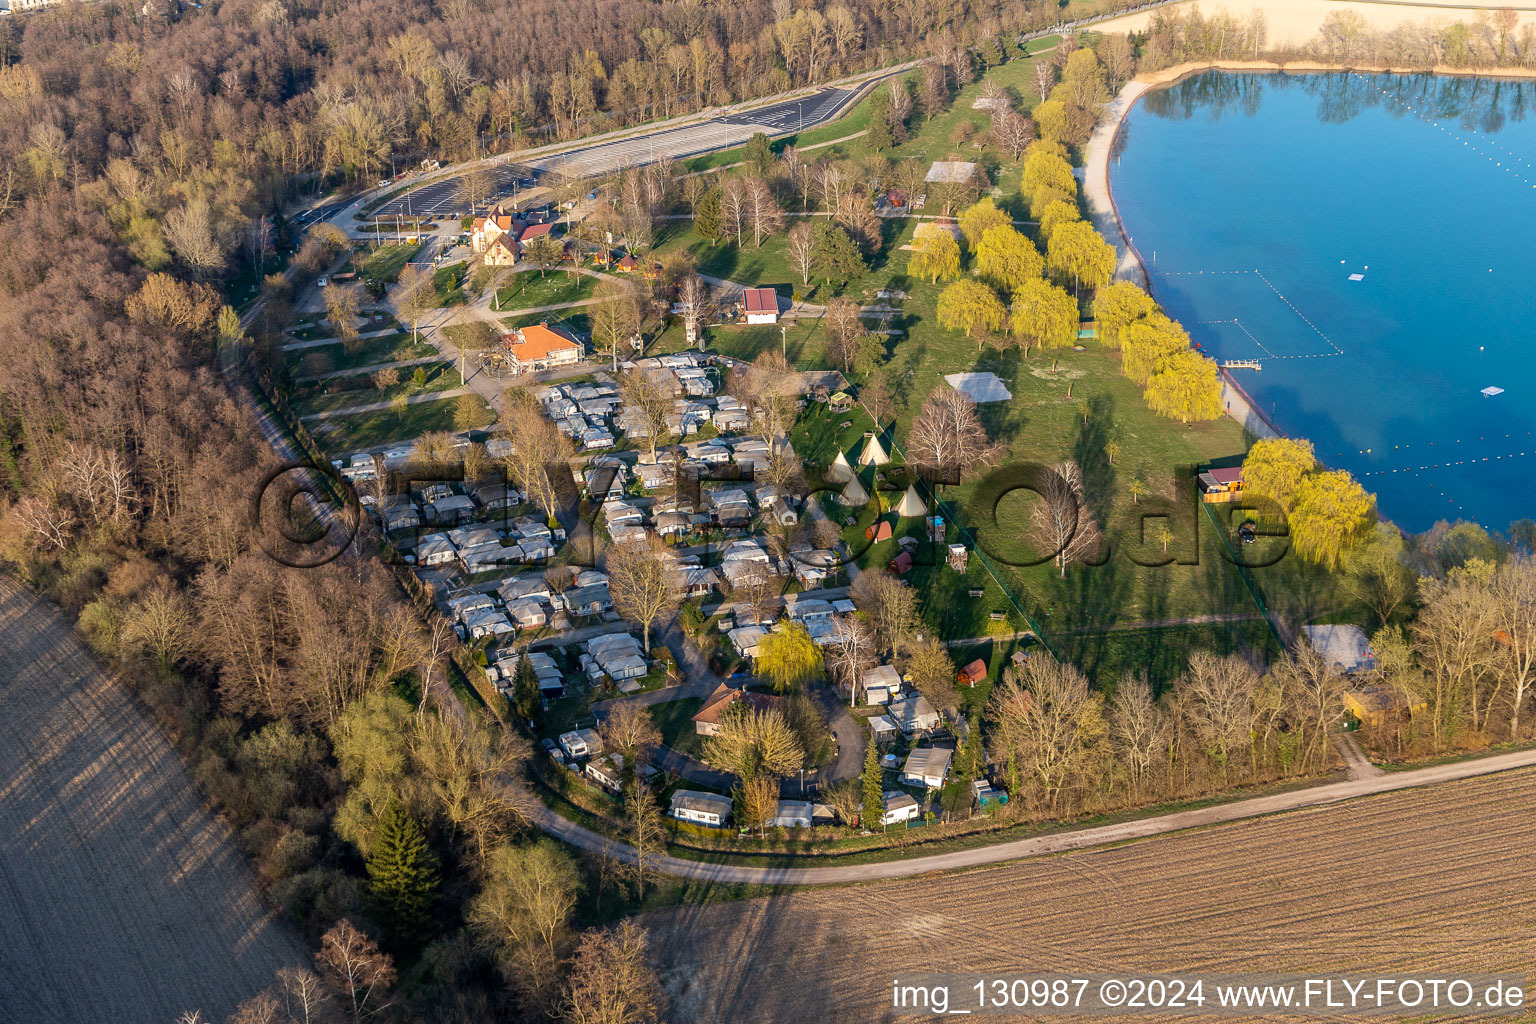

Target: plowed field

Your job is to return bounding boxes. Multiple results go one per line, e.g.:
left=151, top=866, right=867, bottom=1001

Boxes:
left=645, top=768, right=1536, bottom=1022
left=0, top=578, right=305, bottom=1023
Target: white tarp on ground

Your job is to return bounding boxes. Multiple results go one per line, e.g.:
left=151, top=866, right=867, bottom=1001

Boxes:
left=945, top=372, right=1013, bottom=403
left=1303, top=624, right=1374, bottom=673
left=925, top=160, right=978, bottom=184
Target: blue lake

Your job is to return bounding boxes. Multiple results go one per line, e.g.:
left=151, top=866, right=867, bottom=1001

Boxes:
left=1110, top=70, right=1536, bottom=534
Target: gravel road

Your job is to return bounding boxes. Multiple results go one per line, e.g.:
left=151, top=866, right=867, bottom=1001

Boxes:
left=0, top=577, right=306, bottom=1024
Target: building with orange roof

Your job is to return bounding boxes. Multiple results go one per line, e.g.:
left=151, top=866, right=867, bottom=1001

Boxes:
left=501, top=322, right=583, bottom=374
left=471, top=204, right=517, bottom=254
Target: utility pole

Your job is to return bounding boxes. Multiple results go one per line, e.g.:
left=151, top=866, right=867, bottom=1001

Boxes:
left=781, top=323, right=787, bottom=358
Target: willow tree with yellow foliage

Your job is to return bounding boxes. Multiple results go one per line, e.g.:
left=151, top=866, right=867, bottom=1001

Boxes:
left=908, top=230, right=962, bottom=283
left=937, top=280, right=1007, bottom=345
left=1092, top=280, right=1158, bottom=349
left=1242, top=437, right=1317, bottom=512
left=975, top=224, right=1044, bottom=293
left=1010, top=278, right=1078, bottom=357
left=1119, top=313, right=1191, bottom=385
left=1142, top=349, right=1224, bottom=425
left=1288, top=470, right=1376, bottom=569
left=957, top=198, right=1010, bottom=250
left=1047, top=219, right=1118, bottom=293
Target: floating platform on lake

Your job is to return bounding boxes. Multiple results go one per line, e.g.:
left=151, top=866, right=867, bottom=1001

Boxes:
left=1221, top=359, right=1263, bottom=371
left=1482, top=386, right=1505, bottom=397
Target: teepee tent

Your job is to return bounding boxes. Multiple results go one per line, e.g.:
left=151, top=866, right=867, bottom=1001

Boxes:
left=858, top=433, right=890, bottom=467
left=826, top=450, right=854, bottom=484
left=839, top=475, right=869, bottom=506
left=894, top=485, right=927, bottom=518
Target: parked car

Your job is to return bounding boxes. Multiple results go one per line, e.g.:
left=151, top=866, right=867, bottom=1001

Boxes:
left=316, top=276, right=328, bottom=287
left=377, top=180, right=390, bottom=188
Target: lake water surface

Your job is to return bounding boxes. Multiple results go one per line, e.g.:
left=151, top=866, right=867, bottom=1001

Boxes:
left=1110, top=70, right=1536, bottom=533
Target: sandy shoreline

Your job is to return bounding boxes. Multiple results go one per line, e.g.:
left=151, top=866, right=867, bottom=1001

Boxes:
left=1095, top=0, right=1536, bottom=49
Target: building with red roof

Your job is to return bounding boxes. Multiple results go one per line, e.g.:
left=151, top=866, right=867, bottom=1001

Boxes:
left=741, top=286, right=779, bottom=324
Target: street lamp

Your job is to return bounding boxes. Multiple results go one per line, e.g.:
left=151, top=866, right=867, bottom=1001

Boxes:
left=798, top=101, right=804, bottom=133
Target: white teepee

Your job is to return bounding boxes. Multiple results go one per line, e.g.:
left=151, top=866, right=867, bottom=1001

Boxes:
left=826, top=449, right=854, bottom=484
left=858, top=433, right=890, bottom=467
left=894, top=485, right=927, bottom=518
left=839, top=475, right=869, bottom=506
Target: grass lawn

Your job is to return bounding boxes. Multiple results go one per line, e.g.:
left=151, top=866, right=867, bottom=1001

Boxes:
left=779, top=275, right=1303, bottom=683
left=292, top=362, right=460, bottom=417
left=307, top=392, right=496, bottom=452
left=284, top=333, right=436, bottom=377
left=1054, top=619, right=1284, bottom=695
left=354, top=242, right=421, bottom=284
left=433, top=261, right=469, bottom=306
left=495, top=269, right=597, bottom=310
left=650, top=216, right=918, bottom=305
left=648, top=697, right=708, bottom=759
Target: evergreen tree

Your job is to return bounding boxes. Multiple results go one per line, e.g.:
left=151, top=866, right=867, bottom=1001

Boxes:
left=865, top=93, right=894, bottom=151
left=860, top=740, right=884, bottom=829
left=745, top=131, right=775, bottom=173
left=695, top=187, right=724, bottom=245
left=512, top=653, right=540, bottom=721
left=812, top=223, right=867, bottom=289
left=366, top=802, right=440, bottom=947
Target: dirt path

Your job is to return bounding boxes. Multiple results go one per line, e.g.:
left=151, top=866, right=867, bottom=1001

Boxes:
left=529, top=746, right=1536, bottom=885
left=1332, top=730, right=1384, bottom=780
left=0, top=577, right=305, bottom=1024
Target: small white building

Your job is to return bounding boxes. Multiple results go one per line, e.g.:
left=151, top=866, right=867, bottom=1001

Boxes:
left=741, top=286, right=779, bottom=325
left=584, top=753, right=625, bottom=792
left=868, top=715, right=898, bottom=741
left=862, top=665, right=903, bottom=705
left=461, top=606, right=515, bottom=639
left=414, top=533, right=458, bottom=566
left=670, top=789, right=733, bottom=827
left=888, top=695, right=942, bottom=735
left=882, top=790, right=921, bottom=826
left=901, top=746, right=952, bottom=790
left=558, top=728, right=603, bottom=760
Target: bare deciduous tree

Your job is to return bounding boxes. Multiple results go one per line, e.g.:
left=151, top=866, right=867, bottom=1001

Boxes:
left=828, top=613, right=877, bottom=704
left=561, top=921, right=662, bottom=1024
left=591, top=278, right=641, bottom=372
left=619, top=368, right=672, bottom=465
left=906, top=387, right=1001, bottom=484
left=599, top=700, right=662, bottom=762
left=1028, top=460, right=1102, bottom=578
left=604, top=534, right=679, bottom=654
left=729, top=349, right=797, bottom=446
left=786, top=221, right=815, bottom=285
left=315, top=919, right=396, bottom=1024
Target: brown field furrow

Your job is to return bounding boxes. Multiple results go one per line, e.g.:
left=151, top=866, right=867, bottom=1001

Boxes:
left=0, top=579, right=306, bottom=1024
left=644, top=769, right=1536, bottom=1023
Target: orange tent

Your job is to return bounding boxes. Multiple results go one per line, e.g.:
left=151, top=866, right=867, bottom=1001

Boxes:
left=865, top=520, right=893, bottom=542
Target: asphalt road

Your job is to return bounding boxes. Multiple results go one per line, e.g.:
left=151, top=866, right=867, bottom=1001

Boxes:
left=528, top=746, right=1536, bottom=885
left=370, top=75, right=889, bottom=221
left=372, top=161, right=541, bottom=219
